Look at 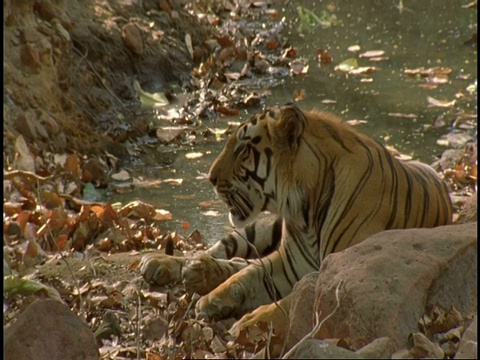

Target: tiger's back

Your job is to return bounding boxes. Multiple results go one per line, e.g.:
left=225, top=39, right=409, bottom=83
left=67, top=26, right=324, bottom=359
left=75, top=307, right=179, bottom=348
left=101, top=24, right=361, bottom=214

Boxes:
left=294, top=115, right=453, bottom=256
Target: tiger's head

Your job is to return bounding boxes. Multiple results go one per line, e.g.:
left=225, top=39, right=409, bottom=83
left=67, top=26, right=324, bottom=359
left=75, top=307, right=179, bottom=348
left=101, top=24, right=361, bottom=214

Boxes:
left=208, top=103, right=317, bottom=228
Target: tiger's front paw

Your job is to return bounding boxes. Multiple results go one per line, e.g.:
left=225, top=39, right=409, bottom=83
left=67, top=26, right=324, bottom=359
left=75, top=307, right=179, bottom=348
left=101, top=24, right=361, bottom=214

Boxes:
left=182, top=256, right=222, bottom=295
left=139, top=253, right=184, bottom=286
left=182, top=255, right=248, bottom=295
left=195, top=280, right=248, bottom=321
left=228, top=294, right=293, bottom=338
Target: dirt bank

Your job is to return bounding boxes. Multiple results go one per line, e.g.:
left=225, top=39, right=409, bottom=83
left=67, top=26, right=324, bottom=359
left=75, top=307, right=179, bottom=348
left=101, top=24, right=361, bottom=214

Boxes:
left=4, top=0, right=208, bottom=163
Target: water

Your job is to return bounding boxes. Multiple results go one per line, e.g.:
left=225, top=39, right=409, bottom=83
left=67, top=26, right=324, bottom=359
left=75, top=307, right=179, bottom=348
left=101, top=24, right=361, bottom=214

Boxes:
left=113, top=0, right=477, bottom=244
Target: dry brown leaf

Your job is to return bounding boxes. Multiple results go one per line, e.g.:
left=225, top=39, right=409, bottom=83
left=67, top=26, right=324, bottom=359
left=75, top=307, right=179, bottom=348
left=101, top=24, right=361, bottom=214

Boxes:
left=118, top=201, right=156, bottom=219
left=16, top=211, right=31, bottom=234
left=111, top=170, right=131, bottom=181
left=65, top=153, right=81, bottom=177
left=293, top=89, right=306, bottom=101
left=290, top=62, right=309, bottom=76
left=41, top=190, right=64, bottom=209
left=156, top=127, right=186, bottom=143
left=282, top=47, right=296, bottom=59
left=316, top=48, right=332, bottom=64
left=359, top=50, right=385, bottom=58
left=55, top=234, right=68, bottom=250
left=198, top=199, right=223, bottom=207
left=72, top=221, right=90, bottom=250
left=345, top=119, right=367, bottom=126
left=153, top=209, right=172, bottom=221
left=187, top=230, right=202, bottom=243
left=210, top=335, right=228, bottom=353
left=181, top=220, right=190, bottom=230
left=387, top=113, right=418, bottom=119
left=201, top=210, right=222, bottom=217
left=427, top=96, right=456, bottom=107
left=405, top=66, right=452, bottom=77
left=409, top=332, right=444, bottom=359
left=349, top=66, right=381, bottom=75
left=185, top=152, right=203, bottom=159
left=132, top=177, right=162, bottom=188
left=347, top=45, right=361, bottom=52
left=162, top=178, right=183, bottom=186
left=4, top=202, right=22, bottom=216
left=185, top=33, right=193, bottom=59
left=216, top=106, right=239, bottom=116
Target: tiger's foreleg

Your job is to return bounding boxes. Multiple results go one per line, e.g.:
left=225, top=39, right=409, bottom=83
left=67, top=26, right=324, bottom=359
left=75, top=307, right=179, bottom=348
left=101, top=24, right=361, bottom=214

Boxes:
left=181, top=215, right=283, bottom=294
left=181, top=255, right=250, bottom=295
left=140, top=215, right=282, bottom=288
left=195, top=244, right=317, bottom=320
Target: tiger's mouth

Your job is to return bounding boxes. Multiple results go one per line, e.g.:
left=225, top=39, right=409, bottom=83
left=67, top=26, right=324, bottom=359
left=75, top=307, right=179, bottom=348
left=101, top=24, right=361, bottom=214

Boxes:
left=221, top=190, right=252, bottom=227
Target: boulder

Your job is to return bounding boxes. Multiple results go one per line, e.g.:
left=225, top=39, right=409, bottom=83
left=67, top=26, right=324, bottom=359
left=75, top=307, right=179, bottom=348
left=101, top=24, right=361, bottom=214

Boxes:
left=355, top=337, right=397, bottom=359
left=293, top=223, right=477, bottom=349
left=285, top=339, right=362, bottom=359
left=4, top=299, right=99, bottom=360
left=455, top=315, right=477, bottom=359
left=285, top=271, right=318, bottom=349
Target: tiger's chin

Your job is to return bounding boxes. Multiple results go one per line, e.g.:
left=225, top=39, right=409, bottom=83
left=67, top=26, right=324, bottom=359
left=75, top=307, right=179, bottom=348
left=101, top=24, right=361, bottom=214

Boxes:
left=228, top=209, right=254, bottom=228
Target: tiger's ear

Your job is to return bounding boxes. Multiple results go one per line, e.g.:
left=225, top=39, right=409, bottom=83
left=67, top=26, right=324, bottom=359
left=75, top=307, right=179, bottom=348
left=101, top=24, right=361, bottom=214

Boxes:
left=271, top=104, right=306, bottom=150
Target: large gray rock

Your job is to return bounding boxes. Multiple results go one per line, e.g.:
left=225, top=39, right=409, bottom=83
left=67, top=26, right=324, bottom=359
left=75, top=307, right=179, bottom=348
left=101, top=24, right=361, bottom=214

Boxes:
left=286, top=272, right=318, bottom=349
left=288, top=223, right=477, bottom=350
left=4, top=299, right=99, bottom=360
left=355, top=337, right=397, bottom=359
left=285, top=339, right=362, bottom=359
left=455, top=315, right=477, bottom=359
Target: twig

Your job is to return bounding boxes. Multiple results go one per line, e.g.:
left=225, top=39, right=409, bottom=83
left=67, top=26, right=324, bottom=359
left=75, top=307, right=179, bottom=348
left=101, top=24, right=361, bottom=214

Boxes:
left=58, top=193, right=105, bottom=207
left=265, top=321, right=274, bottom=359
left=136, top=288, right=141, bottom=360
left=4, top=169, right=55, bottom=182
left=235, top=229, right=290, bottom=358
left=281, top=279, right=343, bottom=359
left=72, top=44, right=132, bottom=114
left=234, top=229, right=288, bottom=328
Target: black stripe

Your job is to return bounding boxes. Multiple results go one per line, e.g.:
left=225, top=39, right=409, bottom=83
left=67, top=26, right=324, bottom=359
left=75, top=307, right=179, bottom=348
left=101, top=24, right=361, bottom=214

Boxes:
left=221, top=235, right=238, bottom=258
left=322, top=122, right=354, bottom=153
left=244, top=223, right=256, bottom=258
left=262, top=258, right=282, bottom=301
left=287, top=224, right=318, bottom=269
left=263, top=217, right=283, bottom=255
left=283, top=243, right=301, bottom=282
left=325, top=140, right=374, bottom=254
left=383, top=147, right=399, bottom=229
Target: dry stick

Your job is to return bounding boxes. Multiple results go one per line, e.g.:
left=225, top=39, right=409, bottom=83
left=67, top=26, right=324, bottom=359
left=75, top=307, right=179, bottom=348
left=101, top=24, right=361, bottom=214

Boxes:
left=72, top=44, right=131, bottom=114
left=136, top=289, right=141, bottom=360
left=233, top=229, right=291, bottom=355
left=4, top=170, right=55, bottom=182
left=281, top=279, right=343, bottom=359
left=265, top=321, right=274, bottom=359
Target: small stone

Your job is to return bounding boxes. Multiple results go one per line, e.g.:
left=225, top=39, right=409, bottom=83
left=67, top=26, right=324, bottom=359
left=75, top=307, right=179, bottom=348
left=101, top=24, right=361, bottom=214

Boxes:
left=14, top=110, right=38, bottom=140
left=122, top=23, right=143, bottom=55
left=20, top=44, right=42, bottom=73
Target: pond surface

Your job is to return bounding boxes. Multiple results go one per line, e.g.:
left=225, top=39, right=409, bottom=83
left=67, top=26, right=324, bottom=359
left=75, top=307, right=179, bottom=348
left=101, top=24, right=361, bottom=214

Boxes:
left=113, top=0, right=477, bottom=244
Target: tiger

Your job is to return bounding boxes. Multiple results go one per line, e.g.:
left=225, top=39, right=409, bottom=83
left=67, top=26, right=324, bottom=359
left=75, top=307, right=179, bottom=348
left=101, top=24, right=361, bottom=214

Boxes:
left=140, top=103, right=453, bottom=322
